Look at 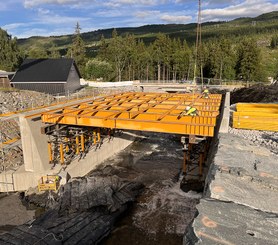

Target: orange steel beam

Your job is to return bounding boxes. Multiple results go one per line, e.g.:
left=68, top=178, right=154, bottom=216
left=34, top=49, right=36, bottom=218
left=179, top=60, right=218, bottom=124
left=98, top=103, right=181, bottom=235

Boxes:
left=46, top=93, right=137, bottom=121
left=103, top=93, right=164, bottom=120
left=41, top=92, right=222, bottom=137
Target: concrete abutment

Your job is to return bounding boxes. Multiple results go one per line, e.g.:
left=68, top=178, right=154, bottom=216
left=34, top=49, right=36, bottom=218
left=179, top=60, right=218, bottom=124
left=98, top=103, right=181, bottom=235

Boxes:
left=0, top=112, right=138, bottom=191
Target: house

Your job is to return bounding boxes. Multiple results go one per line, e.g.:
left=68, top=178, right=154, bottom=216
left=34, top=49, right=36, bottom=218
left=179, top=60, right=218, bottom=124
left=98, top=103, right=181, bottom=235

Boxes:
left=11, top=58, right=81, bottom=95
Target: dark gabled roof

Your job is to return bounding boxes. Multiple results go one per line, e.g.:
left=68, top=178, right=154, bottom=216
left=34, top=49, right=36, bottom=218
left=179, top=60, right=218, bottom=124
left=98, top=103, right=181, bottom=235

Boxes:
left=11, top=58, right=81, bottom=83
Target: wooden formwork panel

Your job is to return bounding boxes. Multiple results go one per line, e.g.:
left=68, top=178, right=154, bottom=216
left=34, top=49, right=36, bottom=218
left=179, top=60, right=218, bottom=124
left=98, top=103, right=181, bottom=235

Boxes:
left=39, top=92, right=222, bottom=137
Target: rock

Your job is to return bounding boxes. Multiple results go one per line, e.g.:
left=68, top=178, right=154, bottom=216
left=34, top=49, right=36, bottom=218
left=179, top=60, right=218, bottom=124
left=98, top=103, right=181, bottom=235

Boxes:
left=0, top=193, right=35, bottom=227
left=205, top=133, right=278, bottom=213
left=184, top=199, right=278, bottom=245
left=0, top=174, right=144, bottom=245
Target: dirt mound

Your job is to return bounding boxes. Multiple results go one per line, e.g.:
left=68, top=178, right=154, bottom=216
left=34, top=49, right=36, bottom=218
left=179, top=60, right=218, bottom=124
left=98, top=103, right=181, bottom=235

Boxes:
left=231, top=83, right=278, bottom=104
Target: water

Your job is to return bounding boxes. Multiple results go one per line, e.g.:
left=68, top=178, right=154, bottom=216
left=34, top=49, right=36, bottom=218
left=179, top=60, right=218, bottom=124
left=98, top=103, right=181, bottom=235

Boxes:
left=97, top=132, right=201, bottom=245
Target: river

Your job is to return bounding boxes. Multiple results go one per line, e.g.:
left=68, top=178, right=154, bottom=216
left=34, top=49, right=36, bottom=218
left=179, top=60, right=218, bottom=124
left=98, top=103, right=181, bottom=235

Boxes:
left=94, top=132, right=201, bottom=245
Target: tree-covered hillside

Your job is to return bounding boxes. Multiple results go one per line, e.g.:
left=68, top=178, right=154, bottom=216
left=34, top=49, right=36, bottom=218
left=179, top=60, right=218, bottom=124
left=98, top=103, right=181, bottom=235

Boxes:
left=17, top=11, right=278, bottom=50
left=1, top=11, right=278, bottom=81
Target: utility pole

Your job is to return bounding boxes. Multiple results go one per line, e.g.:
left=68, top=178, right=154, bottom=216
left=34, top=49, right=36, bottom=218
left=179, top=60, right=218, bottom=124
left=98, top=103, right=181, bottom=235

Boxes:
left=193, top=0, right=203, bottom=86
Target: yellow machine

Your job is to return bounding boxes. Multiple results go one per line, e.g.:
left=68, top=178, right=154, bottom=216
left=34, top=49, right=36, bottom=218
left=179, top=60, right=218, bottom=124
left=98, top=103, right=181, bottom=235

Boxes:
left=38, top=175, right=60, bottom=192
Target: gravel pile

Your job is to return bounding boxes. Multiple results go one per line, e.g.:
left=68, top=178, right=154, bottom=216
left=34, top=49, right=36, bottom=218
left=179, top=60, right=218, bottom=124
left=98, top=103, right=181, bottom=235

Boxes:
left=229, top=126, right=278, bottom=155
left=0, top=90, right=55, bottom=173
left=0, top=90, right=55, bottom=114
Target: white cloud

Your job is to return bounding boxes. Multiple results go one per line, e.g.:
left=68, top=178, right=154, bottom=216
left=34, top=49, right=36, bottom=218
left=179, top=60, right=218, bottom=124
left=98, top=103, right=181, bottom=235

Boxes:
left=161, top=14, right=192, bottom=23
left=24, top=0, right=157, bottom=8
left=103, top=0, right=159, bottom=8
left=135, top=10, right=161, bottom=18
left=24, top=0, right=96, bottom=8
left=202, top=0, right=278, bottom=21
left=35, top=8, right=89, bottom=25
left=2, top=22, right=33, bottom=31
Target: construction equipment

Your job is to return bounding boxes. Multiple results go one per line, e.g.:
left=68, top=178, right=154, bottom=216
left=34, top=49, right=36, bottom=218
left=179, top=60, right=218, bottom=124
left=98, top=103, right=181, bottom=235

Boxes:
left=38, top=175, right=60, bottom=192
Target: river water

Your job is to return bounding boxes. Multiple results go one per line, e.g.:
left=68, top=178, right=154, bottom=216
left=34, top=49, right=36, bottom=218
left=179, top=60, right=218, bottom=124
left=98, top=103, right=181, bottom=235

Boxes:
left=96, top=132, right=201, bottom=245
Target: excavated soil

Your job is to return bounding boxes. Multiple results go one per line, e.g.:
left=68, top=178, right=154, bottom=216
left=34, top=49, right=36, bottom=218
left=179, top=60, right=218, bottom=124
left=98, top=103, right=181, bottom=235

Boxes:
left=231, top=83, right=278, bottom=104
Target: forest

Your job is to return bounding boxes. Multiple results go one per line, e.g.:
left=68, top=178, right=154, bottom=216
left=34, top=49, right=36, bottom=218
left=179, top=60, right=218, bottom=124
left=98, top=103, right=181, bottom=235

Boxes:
left=1, top=11, right=278, bottom=82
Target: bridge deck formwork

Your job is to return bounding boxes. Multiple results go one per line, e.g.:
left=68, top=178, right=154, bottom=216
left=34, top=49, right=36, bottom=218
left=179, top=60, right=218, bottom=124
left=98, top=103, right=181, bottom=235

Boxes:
left=41, top=92, right=222, bottom=137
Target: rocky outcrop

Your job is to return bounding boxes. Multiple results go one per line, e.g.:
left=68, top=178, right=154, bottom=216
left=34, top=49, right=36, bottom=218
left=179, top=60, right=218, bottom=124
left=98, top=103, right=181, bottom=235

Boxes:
left=184, top=133, right=278, bottom=245
left=0, top=175, right=143, bottom=244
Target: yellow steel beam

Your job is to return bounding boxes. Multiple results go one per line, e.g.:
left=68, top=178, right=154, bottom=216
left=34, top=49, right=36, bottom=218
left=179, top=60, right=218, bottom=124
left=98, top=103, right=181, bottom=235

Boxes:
left=60, top=143, right=64, bottom=164
left=104, top=93, right=164, bottom=120
left=0, top=137, right=20, bottom=148
left=236, top=103, right=278, bottom=113
left=233, top=103, right=278, bottom=132
left=41, top=92, right=222, bottom=137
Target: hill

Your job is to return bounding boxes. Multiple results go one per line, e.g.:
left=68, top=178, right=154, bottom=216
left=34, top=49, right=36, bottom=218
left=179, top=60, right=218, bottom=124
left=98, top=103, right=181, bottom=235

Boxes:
left=17, top=11, right=278, bottom=50
left=15, top=11, right=278, bottom=77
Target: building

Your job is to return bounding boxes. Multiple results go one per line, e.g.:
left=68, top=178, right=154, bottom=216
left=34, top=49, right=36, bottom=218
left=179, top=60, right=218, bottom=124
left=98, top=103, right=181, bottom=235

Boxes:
left=11, top=58, right=81, bottom=95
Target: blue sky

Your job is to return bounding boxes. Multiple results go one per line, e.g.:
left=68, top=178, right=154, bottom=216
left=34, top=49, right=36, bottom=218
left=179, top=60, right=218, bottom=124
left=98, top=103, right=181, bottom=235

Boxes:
left=1, top=0, right=278, bottom=38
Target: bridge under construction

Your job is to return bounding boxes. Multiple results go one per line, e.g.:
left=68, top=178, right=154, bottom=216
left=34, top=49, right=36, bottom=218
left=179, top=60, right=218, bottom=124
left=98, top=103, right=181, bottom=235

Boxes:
left=0, top=91, right=224, bottom=192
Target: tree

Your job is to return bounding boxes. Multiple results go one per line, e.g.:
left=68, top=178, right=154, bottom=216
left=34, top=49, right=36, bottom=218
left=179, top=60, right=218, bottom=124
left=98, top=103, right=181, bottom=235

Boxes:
left=27, top=45, right=48, bottom=58
left=270, top=35, right=278, bottom=49
left=136, top=40, right=153, bottom=80
left=203, top=38, right=236, bottom=80
left=85, top=58, right=113, bottom=81
left=151, top=33, right=171, bottom=81
left=106, top=29, right=128, bottom=81
left=67, top=22, right=86, bottom=75
left=235, top=38, right=264, bottom=81
left=0, top=28, right=22, bottom=71
left=172, top=39, right=192, bottom=80
left=49, top=44, right=60, bottom=58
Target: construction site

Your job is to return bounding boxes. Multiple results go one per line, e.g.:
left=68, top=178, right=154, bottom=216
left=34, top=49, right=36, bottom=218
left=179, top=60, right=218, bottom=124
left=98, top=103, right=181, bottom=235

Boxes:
left=0, top=82, right=277, bottom=244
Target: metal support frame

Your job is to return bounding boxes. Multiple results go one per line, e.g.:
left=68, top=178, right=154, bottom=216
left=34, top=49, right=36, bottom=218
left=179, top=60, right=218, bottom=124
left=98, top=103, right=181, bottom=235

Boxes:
left=181, top=135, right=210, bottom=177
left=44, top=125, right=117, bottom=166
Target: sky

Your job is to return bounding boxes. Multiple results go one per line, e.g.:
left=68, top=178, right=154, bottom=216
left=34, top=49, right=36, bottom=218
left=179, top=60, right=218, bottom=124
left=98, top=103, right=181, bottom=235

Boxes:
left=1, top=0, right=278, bottom=38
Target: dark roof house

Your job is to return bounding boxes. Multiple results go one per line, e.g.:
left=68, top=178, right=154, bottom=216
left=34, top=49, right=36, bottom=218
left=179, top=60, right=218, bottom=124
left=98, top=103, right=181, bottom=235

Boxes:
left=11, top=58, right=81, bottom=95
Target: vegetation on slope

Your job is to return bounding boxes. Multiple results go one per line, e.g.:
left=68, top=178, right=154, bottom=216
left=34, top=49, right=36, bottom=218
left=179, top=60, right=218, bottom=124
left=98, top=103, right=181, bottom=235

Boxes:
left=1, top=11, right=278, bottom=82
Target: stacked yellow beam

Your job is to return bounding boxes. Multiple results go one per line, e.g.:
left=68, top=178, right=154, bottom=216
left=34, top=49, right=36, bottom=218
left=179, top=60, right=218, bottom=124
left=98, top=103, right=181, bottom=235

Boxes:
left=233, top=103, right=278, bottom=132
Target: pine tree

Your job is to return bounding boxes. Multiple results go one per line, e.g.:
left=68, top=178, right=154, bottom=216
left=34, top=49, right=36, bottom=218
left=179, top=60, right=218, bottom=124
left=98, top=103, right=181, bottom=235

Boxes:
left=67, top=22, right=86, bottom=75
left=106, top=29, right=128, bottom=81
left=236, top=38, right=264, bottom=81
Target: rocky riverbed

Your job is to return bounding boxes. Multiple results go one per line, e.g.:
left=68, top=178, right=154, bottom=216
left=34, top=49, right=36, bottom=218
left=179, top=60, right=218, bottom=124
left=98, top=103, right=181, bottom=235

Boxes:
left=0, top=132, right=203, bottom=244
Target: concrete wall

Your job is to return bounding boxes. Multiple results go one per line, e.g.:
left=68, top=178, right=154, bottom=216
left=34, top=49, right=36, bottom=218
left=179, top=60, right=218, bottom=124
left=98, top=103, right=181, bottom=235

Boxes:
left=219, top=92, right=230, bottom=133
left=0, top=170, right=15, bottom=192
left=19, top=115, right=49, bottom=172
left=67, top=131, right=138, bottom=178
